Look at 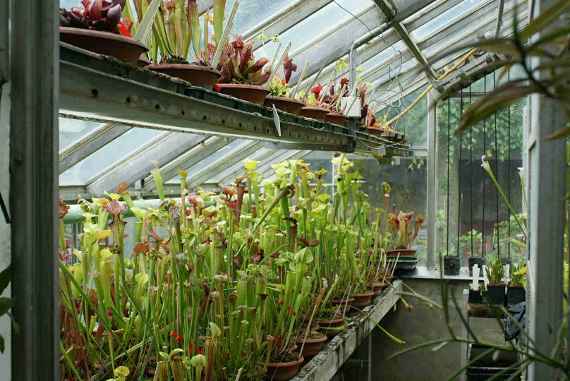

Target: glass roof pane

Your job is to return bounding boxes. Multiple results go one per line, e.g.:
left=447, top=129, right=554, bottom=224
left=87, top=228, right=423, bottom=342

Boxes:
left=59, top=118, right=106, bottom=152
left=60, top=128, right=164, bottom=186
left=256, top=0, right=375, bottom=59
left=229, top=0, right=295, bottom=35
left=166, top=139, right=252, bottom=183
left=410, top=0, right=482, bottom=41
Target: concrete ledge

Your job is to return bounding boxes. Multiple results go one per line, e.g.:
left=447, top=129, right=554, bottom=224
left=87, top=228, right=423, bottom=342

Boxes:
left=291, top=281, right=402, bottom=381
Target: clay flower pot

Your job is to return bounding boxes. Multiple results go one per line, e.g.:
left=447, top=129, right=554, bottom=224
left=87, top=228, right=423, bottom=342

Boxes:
left=325, top=111, right=348, bottom=126
left=331, top=297, right=354, bottom=308
left=214, top=83, right=268, bottom=105
left=371, top=281, right=387, bottom=296
left=60, top=27, right=148, bottom=64
left=146, top=63, right=220, bottom=89
left=265, top=95, right=305, bottom=115
left=300, top=106, right=329, bottom=121
left=351, top=291, right=375, bottom=308
left=387, top=248, right=416, bottom=257
left=297, top=332, right=328, bottom=358
left=316, top=317, right=345, bottom=328
left=266, top=356, right=304, bottom=381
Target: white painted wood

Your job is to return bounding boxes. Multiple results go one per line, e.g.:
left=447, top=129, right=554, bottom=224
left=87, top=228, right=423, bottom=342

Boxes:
left=527, top=0, right=567, bottom=379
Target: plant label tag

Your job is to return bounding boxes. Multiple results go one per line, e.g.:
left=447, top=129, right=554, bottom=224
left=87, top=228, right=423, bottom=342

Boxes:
left=377, top=146, right=386, bottom=156
left=272, top=105, right=282, bottom=137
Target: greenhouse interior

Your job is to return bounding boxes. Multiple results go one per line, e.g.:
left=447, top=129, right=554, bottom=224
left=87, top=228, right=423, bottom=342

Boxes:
left=0, top=0, right=569, bottom=380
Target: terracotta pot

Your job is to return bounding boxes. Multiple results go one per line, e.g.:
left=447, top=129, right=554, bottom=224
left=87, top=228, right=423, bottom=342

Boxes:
left=214, top=83, right=268, bottom=104
left=331, top=297, right=354, bottom=308
left=371, top=281, right=387, bottom=296
left=387, top=248, right=417, bottom=257
left=351, top=291, right=375, bottom=308
left=60, top=27, right=147, bottom=64
left=300, top=106, right=329, bottom=121
left=325, top=112, right=348, bottom=126
left=297, top=332, right=328, bottom=358
left=265, top=95, right=305, bottom=115
left=266, top=356, right=304, bottom=381
left=316, top=317, right=345, bottom=328
left=146, top=63, right=220, bottom=88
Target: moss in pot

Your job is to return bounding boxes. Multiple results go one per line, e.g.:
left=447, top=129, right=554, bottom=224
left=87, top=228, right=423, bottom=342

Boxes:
left=59, top=1, right=148, bottom=63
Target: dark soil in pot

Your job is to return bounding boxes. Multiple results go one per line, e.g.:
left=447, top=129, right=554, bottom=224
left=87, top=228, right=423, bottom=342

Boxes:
left=266, top=355, right=304, bottom=381
left=60, top=27, right=148, bottom=64
left=444, top=256, right=460, bottom=275
left=486, top=284, right=506, bottom=306
left=507, top=286, right=526, bottom=305
left=214, top=83, right=269, bottom=105
left=297, top=332, right=328, bottom=358
left=300, top=106, right=329, bottom=121
left=351, top=291, right=375, bottom=308
left=265, top=96, right=305, bottom=115
left=147, top=63, right=220, bottom=88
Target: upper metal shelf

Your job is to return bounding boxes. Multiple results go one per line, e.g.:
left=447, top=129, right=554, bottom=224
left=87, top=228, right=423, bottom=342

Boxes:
left=59, top=42, right=407, bottom=154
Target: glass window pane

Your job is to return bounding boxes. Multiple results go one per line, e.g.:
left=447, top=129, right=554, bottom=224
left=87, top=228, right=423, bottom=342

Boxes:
left=60, top=128, right=164, bottom=186
left=59, top=118, right=106, bottom=152
left=382, top=86, right=427, bottom=147
left=256, top=0, right=376, bottom=59
left=410, top=0, right=482, bottom=41
left=229, top=0, right=296, bottom=35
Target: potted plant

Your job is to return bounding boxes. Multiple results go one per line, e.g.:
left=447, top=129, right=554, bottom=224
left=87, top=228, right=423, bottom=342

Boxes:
left=213, top=36, right=272, bottom=104
left=142, top=0, right=224, bottom=88
left=507, top=263, right=526, bottom=305
left=386, top=211, right=425, bottom=257
left=59, top=0, right=148, bottom=63
left=264, top=55, right=305, bottom=115
left=485, top=257, right=506, bottom=306
left=299, top=84, right=330, bottom=121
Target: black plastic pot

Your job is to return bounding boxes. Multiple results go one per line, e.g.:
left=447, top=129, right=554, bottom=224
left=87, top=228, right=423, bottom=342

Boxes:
left=468, top=288, right=483, bottom=304
left=506, top=286, right=526, bottom=305
left=468, top=257, right=485, bottom=276
left=486, top=284, right=506, bottom=306
left=444, top=256, right=460, bottom=275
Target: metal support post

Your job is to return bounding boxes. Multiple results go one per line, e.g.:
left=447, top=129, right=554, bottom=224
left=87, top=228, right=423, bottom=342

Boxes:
left=426, top=90, right=438, bottom=269
left=10, top=0, right=59, bottom=380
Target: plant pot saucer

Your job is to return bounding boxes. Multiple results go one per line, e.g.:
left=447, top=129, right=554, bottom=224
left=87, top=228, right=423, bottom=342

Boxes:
left=265, top=95, right=305, bottom=115
left=214, top=83, right=269, bottom=105
left=300, top=106, right=329, bottom=121
left=146, top=63, right=220, bottom=89
left=266, top=355, right=304, bottom=381
left=316, top=317, right=345, bottom=328
left=60, top=27, right=148, bottom=64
